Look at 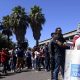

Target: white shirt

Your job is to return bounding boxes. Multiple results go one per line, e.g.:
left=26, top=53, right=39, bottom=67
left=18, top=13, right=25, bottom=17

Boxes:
left=34, top=51, right=40, bottom=59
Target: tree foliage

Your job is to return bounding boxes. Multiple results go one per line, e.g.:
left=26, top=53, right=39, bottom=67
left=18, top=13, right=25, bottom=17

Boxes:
left=29, top=5, right=45, bottom=46
left=10, top=6, right=29, bottom=44
left=0, top=33, right=14, bottom=50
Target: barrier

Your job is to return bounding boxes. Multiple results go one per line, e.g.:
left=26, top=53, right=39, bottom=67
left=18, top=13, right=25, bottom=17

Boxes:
left=64, top=50, right=80, bottom=80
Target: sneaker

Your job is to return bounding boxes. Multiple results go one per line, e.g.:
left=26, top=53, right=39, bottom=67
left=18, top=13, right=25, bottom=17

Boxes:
left=16, top=68, right=19, bottom=72
left=32, top=68, right=35, bottom=70
left=35, top=70, right=38, bottom=72
left=45, top=69, right=47, bottom=71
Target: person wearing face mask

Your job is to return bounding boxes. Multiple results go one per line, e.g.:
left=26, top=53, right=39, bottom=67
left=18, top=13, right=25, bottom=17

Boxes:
left=64, top=24, right=80, bottom=80
left=49, top=32, right=58, bottom=80
left=73, top=23, right=80, bottom=49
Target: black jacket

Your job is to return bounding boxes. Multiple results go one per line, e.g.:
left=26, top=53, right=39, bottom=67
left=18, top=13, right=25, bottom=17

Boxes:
left=49, top=34, right=66, bottom=58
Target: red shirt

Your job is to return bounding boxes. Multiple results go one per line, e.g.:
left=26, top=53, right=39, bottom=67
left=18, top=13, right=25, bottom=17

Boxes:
left=1, top=50, right=7, bottom=63
left=0, top=51, right=1, bottom=63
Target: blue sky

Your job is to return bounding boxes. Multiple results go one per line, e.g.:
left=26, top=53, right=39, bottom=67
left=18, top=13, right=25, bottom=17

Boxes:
left=0, top=0, right=80, bottom=47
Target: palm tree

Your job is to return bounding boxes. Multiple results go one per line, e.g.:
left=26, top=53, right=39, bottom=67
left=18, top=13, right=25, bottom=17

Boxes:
left=0, top=33, right=14, bottom=49
left=10, top=6, right=29, bottom=47
left=29, top=5, right=45, bottom=46
left=0, top=22, right=3, bottom=30
left=2, top=15, right=12, bottom=43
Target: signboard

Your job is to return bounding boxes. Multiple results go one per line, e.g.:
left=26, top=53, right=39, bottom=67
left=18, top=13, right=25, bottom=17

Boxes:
left=64, top=50, right=80, bottom=80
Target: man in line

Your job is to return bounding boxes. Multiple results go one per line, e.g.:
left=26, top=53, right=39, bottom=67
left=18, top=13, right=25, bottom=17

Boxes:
left=49, top=27, right=66, bottom=80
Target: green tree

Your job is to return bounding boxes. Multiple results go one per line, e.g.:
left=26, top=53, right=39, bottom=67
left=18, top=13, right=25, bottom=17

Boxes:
left=2, top=15, right=12, bottom=44
left=0, top=22, right=3, bottom=30
left=0, top=33, right=14, bottom=49
left=10, top=6, right=29, bottom=46
left=29, top=5, right=45, bottom=46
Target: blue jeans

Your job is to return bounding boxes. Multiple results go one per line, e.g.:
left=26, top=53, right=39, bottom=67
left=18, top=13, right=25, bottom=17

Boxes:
left=53, top=56, right=65, bottom=80
left=32, top=59, right=36, bottom=69
left=36, top=57, right=41, bottom=70
left=45, top=58, right=50, bottom=71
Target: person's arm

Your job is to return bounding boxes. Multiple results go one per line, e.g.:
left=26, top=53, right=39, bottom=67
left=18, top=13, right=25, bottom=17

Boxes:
left=48, top=40, right=56, bottom=58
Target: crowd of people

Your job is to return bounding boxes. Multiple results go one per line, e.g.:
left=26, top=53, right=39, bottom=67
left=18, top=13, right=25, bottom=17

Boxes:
left=0, top=26, right=80, bottom=80
left=0, top=43, right=51, bottom=75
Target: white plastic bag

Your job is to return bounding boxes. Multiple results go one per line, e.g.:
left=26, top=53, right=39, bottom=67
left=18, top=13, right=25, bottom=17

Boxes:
left=64, top=50, right=80, bottom=80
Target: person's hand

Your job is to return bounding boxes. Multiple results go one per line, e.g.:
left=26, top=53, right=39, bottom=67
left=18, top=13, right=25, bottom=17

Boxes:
left=56, top=40, right=62, bottom=46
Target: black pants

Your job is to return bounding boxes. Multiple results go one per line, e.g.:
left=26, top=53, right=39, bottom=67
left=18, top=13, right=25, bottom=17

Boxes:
left=27, top=57, right=32, bottom=68
left=50, top=57, right=55, bottom=80
left=2, top=62, right=7, bottom=73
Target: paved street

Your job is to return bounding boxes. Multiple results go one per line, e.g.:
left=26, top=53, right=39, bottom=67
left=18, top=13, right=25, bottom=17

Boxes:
left=0, top=69, right=51, bottom=80
left=0, top=68, right=62, bottom=80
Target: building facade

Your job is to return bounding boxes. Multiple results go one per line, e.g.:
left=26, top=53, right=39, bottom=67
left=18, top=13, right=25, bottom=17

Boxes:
left=39, top=30, right=77, bottom=46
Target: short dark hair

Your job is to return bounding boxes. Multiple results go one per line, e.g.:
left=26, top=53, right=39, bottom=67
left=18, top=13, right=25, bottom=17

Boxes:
left=55, top=27, right=62, bottom=32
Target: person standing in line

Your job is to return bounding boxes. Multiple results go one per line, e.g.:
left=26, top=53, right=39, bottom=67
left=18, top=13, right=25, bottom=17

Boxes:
left=9, top=48, right=17, bottom=72
left=51, top=27, right=66, bottom=80
left=1, top=48, right=8, bottom=75
left=73, top=24, right=80, bottom=49
left=31, top=48, right=35, bottom=70
left=66, top=23, right=80, bottom=49
left=44, top=42, right=50, bottom=71
left=39, top=47, right=45, bottom=69
left=49, top=32, right=58, bottom=80
left=16, top=47, right=24, bottom=72
left=26, top=48, right=32, bottom=69
left=34, top=47, right=41, bottom=71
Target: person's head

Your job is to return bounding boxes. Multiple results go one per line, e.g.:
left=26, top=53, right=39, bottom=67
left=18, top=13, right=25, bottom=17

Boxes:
left=55, top=27, right=62, bottom=34
left=45, top=42, right=49, bottom=46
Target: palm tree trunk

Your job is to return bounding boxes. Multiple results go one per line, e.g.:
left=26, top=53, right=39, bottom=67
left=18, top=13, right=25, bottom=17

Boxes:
left=36, top=40, right=39, bottom=47
left=7, top=35, right=9, bottom=48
